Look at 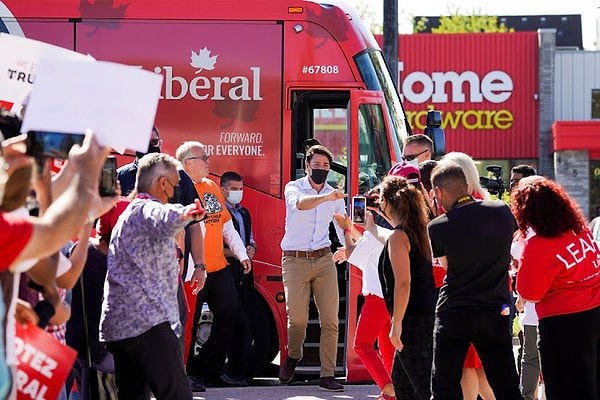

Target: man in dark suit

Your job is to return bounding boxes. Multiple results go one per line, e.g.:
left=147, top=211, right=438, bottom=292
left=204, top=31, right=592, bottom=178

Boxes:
left=219, top=171, right=257, bottom=385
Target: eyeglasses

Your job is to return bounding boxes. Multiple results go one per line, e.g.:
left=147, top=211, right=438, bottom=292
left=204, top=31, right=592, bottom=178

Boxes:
left=187, top=155, right=210, bottom=162
left=150, top=138, right=163, bottom=148
left=402, top=148, right=429, bottom=162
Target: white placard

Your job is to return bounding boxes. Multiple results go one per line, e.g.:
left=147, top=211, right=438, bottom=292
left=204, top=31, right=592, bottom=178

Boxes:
left=0, top=33, right=94, bottom=104
left=21, top=58, right=164, bottom=154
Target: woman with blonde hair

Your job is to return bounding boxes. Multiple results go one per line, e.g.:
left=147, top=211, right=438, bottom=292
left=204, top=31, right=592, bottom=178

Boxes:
left=442, top=152, right=490, bottom=201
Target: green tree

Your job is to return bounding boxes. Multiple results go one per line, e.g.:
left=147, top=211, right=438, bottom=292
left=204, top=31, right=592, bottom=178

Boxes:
left=354, top=3, right=384, bottom=34
left=414, top=9, right=515, bottom=33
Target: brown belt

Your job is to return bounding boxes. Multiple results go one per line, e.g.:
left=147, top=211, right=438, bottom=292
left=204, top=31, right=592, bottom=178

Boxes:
left=282, top=247, right=331, bottom=259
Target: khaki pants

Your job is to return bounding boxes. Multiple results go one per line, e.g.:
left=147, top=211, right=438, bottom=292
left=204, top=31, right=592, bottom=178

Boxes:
left=281, top=253, right=339, bottom=377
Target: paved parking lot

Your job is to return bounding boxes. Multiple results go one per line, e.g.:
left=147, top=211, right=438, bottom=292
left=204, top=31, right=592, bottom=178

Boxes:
left=190, top=379, right=380, bottom=400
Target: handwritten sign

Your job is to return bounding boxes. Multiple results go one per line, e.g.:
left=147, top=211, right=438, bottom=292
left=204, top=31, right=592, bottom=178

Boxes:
left=21, top=58, right=163, bottom=154
left=0, top=33, right=93, bottom=104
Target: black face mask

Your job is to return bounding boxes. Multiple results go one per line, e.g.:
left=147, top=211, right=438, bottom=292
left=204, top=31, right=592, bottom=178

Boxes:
left=135, top=142, right=161, bottom=159
left=310, top=168, right=328, bottom=185
left=168, top=185, right=182, bottom=204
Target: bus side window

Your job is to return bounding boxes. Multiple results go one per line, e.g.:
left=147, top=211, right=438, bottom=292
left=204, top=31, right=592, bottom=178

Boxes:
left=296, top=152, right=305, bottom=180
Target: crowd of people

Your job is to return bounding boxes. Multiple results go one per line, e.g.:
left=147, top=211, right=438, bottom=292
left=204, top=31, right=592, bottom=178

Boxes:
left=277, top=134, right=600, bottom=400
left=0, top=107, right=258, bottom=399
left=1, top=102, right=600, bottom=400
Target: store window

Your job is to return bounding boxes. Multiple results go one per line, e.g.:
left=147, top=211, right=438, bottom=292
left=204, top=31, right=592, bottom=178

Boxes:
left=590, top=161, right=600, bottom=219
left=592, top=89, right=600, bottom=119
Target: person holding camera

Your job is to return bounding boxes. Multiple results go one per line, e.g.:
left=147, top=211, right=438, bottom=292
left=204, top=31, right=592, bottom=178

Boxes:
left=510, top=165, right=536, bottom=192
left=0, top=125, right=118, bottom=399
left=332, top=208, right=395, bottom=400
left=428, top=161, right=523, bottom=400
left=278, top=144, right=346, bottom=392
left=375, top=174, right=437, bottom=400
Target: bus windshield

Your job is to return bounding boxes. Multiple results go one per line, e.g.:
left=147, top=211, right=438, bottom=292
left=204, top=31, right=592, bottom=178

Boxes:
left=354, top=50, right=410, bottom=160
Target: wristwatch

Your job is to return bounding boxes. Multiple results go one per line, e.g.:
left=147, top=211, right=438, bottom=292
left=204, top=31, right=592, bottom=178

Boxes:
left=194, top=263, right=206, bottom=271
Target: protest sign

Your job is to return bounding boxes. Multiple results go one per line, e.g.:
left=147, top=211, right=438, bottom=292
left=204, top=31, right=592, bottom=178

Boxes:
left=0, top=33, right=93, bottom=105
left=15, top=322, right=77, bottom=400
left=21, top=58, right=163, bottom=154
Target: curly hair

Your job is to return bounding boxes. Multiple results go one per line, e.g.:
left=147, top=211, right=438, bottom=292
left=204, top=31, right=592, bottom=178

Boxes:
left=380, top=175, right=431, bottom=261
left=510, top=176, right=587, bottom=238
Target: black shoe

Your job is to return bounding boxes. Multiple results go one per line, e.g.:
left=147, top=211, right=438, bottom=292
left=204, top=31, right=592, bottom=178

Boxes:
left=278, top=356, right=300, bottom=384
left=217, top=373, right=243, bottom=387
left=188, top=376, right=206, bottom=392
left=319, top=376, right=344, bottom=392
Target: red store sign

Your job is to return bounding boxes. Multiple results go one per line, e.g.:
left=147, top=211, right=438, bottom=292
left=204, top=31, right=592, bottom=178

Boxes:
left=379, top=32, right=539, bottom=159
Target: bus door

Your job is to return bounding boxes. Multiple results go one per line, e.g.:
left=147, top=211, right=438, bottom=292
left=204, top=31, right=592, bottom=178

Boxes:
left=289, top=89, right=395, bottom=379
left=345, top=89, right=395, bottom=382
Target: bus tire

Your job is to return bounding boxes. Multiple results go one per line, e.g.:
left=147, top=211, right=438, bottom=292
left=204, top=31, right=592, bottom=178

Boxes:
left=239, top=288, right=279, bottom=379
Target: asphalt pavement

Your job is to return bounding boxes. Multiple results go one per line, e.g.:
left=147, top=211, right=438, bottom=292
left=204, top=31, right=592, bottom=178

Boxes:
left=190, top=379, right=381, bottom=400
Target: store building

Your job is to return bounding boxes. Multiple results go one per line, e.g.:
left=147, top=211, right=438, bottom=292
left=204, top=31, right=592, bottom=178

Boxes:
left=378, top=27, right=600, bottom=218
left=553, top=50, right=600, bottom=218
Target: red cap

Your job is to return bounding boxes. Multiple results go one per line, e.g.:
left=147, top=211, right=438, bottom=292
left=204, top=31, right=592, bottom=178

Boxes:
left=388, top=161, right=421, bottom=183
left=96, top=197, right=130, bottom=236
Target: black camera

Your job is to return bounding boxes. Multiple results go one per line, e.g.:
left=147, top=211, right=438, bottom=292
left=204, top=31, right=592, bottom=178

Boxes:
left=423, top=110, right=445, bottom=158
left=479, top=165, right=505, bottom=198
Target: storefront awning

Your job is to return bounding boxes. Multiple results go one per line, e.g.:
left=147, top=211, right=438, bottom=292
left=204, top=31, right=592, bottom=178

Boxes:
left=553, top=121, right=600, bottom=159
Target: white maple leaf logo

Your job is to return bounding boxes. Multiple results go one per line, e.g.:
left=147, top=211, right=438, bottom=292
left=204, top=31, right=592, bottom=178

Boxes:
left=190, top=47, right=218, bottom=73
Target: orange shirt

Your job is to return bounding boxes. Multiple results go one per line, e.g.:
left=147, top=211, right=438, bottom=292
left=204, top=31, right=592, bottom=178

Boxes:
left=194, top=178, right=231, bottom=273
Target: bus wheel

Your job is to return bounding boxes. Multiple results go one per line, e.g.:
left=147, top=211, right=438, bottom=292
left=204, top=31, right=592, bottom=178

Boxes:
left=239, top=288, right=279, bottom=379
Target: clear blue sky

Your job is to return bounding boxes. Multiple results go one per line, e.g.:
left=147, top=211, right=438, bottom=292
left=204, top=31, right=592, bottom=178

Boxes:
left=343, top=0, right=599, bottom=50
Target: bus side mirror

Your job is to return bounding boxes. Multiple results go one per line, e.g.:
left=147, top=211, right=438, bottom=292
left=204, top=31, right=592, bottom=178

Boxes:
left=424, top=110, right=445, bottom=159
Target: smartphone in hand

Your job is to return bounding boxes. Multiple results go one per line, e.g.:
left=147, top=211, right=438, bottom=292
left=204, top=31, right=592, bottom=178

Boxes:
left=26, top=131, right=85, bottom=159
left=352, top=196, right=366, bottom=224
left=99, top=156, right=118, bottom=197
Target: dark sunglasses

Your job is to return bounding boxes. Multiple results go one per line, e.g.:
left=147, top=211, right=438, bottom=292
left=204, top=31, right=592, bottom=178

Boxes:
left=402, top=148, right=429, bottom=162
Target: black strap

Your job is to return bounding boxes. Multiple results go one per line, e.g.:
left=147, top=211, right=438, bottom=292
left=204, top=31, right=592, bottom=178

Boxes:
left=78, top=274, right=93, bottom=370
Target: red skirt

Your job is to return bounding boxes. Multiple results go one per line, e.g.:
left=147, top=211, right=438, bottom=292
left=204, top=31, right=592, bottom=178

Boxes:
left=464, top=343, right=483, bottom=368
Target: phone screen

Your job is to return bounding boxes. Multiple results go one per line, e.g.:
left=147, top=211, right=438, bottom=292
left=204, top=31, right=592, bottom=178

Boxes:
left=352, top=196, right=366, bottom=224
left=26, top=131, right=85, bottom=159
left=99, top=156, right=118, bottom=197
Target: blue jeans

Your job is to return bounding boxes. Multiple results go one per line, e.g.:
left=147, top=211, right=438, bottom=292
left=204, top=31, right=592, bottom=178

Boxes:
left=432, top=306, right=523, bottom=400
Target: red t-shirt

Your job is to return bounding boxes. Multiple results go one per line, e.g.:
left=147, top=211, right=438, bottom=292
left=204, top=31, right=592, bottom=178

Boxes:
left=516, top=229, right=600, bottom=319
left=0, top=211, right=33, bottom=270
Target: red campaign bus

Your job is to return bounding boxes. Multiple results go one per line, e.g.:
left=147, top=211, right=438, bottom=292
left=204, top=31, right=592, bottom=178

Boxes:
left=0, top=0, right=442, bottom=382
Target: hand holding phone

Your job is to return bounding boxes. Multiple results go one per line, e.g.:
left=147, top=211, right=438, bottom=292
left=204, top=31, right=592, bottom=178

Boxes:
left=352, top=196, right=366, bottom=224
left=26, top=131, right=85, bottom=160
left=99, top=156, right=118, bottom=197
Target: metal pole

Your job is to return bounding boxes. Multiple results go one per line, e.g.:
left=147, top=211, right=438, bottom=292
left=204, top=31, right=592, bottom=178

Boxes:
left=383, top=0, right=399, bottom=89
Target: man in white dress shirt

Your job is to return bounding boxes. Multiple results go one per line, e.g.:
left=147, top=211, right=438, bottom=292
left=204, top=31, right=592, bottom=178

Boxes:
left=278, top=145, right=346, bottom=392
